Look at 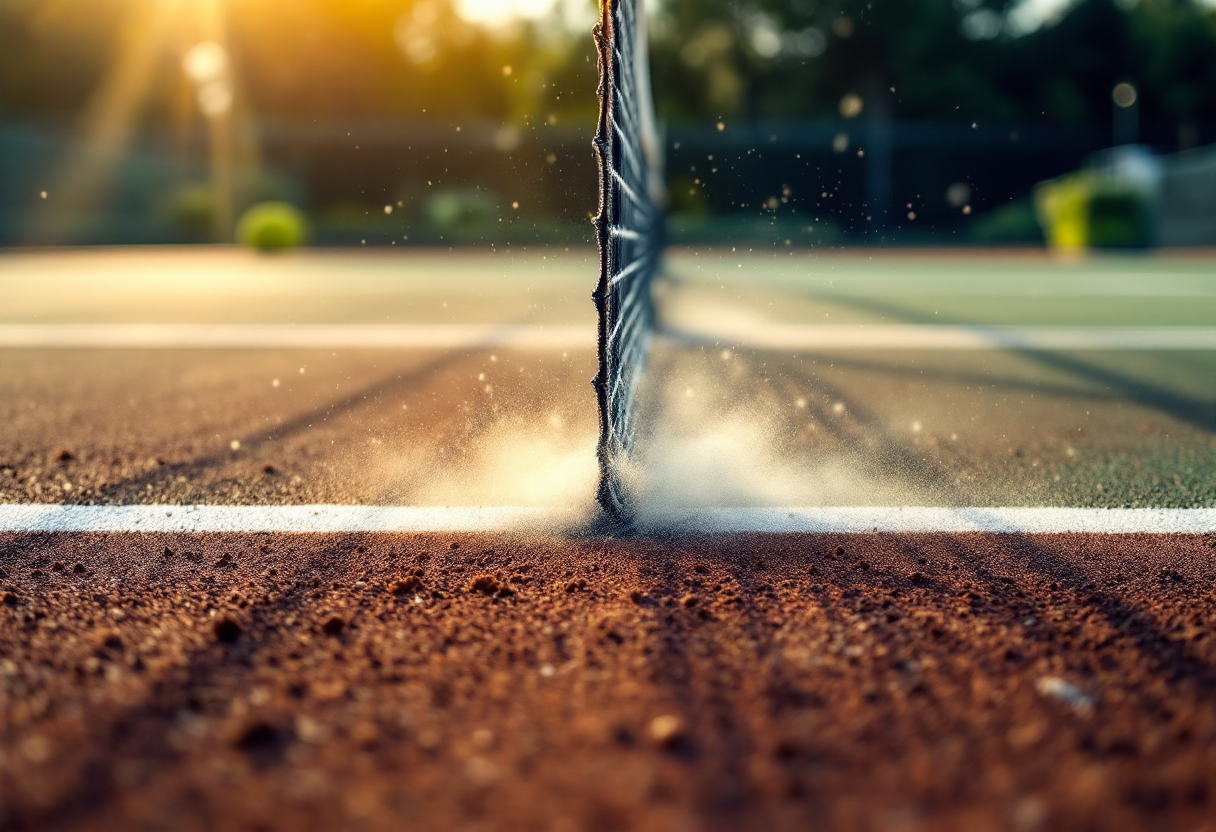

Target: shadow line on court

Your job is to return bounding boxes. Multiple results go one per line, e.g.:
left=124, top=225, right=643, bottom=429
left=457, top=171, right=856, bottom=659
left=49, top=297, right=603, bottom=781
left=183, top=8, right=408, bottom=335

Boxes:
left=90, top=350, right=471, bottom=503
left=786, top=293, right=1216, bottom=435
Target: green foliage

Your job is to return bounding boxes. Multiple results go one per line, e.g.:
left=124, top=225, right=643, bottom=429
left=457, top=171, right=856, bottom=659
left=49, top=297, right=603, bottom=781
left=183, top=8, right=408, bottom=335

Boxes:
left=2, top=0, right=1215, bottom=248
left=164, top=185, right=215, bottom=240
left=667, top=177, right=712, bottom=217
left=969, top=198, right=1044, bottom=244
left=1088, top=189, right=1153, bottom=249
left=236, top=202, right=308, bottom=252
left=667, top=214, right=842, bottom=247
left=3, top=0, right=1214, bottom=128
left=1033, top=174, right=1154, bottom=251
left=0, top=0, right=597, bottom=126
left=425, top=187, right=499, bottom=228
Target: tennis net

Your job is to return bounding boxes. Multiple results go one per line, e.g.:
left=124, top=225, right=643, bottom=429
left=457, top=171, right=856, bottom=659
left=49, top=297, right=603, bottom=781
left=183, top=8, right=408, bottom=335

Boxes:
left=592, top=0, right=665, bottom=524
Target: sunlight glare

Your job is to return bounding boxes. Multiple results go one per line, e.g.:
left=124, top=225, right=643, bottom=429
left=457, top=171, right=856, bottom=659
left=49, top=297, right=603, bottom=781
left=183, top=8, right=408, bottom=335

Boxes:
left=453, top=0, right=560, bottom=27
left=182, top=42, right=227, bottom=84
left=197, top=81, right=233, bottom=116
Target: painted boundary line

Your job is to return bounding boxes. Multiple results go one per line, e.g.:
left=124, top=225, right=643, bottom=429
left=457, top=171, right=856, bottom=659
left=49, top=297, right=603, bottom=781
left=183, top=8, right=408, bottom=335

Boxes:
left=0, top=324, right=589, bottom=350
left=668, top=325, right=1216, bottom=351
left=0, top=505, right=1213, bottom=534
left=1, top=324, right=1214, bottom=351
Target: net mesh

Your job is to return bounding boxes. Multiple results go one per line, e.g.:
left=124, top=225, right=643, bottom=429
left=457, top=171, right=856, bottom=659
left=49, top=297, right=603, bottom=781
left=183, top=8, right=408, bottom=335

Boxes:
left=593, top=0, right=665, bottom=523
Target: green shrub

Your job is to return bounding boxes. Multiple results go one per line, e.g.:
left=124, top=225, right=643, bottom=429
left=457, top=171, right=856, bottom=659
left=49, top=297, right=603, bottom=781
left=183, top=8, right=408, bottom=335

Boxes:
left=236, top=202, right=308, bottom=252
left=1033, top=174, right=1154, bottom=251
left=425, top=187, right=498, bottom=228
left=667, top=176, right=711, bottom=217
left=969, top=198, right=1044, bottom=244
left=1088, top=190, right=1153, bottom=249
left=666, top=213, right=842, bottom=247
left=165, top=184, right=215, bottom=240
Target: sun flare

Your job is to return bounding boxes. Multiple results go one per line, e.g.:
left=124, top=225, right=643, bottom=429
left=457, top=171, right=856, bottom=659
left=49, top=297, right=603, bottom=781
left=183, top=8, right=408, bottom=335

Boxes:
left=453, top=0, right=577, bottom=27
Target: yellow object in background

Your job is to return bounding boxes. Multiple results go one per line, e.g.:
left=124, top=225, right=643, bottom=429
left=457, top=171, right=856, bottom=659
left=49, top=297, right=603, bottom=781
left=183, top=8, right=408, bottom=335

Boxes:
left=1033, top=174, right=1090, bottom=252
left=1034, top=173, right=1154, bottom=251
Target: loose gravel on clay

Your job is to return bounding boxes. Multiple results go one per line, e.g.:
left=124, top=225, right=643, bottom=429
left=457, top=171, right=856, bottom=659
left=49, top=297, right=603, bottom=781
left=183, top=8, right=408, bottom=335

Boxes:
left=4, top=532, right=1216, bottom=831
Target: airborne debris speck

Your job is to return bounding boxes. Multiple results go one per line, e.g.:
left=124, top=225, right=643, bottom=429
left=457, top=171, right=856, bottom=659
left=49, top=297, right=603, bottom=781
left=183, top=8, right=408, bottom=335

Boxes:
left=648, top=714, right=685, bottom=748
left=1035, top=676, right=1095, bottom=715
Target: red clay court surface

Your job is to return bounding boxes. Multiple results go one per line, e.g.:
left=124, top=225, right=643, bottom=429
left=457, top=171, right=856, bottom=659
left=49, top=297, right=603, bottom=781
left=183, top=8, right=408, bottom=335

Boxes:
left=2, top=247, right=1216, bottom=831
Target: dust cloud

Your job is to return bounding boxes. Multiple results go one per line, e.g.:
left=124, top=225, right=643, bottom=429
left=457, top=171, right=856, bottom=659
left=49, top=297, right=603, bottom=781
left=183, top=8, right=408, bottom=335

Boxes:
left=627, top=356, right=940, bottom=531
left=404, top=414, right=600, bottom=516
left=368, top=350, right=935, bottom=528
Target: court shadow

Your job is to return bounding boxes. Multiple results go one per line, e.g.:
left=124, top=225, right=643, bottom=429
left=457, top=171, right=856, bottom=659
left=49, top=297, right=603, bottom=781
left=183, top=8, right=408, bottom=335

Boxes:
left=805, top=292, right=1215, bottom=435
left=604, top=530, right=1216, bottom=829
left=5, top=529, right=1215, bottom=831
left=89, top=348, right=471, bottom=502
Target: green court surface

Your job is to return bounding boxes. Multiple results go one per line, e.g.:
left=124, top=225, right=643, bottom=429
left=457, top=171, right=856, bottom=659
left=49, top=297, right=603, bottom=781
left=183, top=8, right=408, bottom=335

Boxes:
left=0, top=248, right=597, bottom=325
left=0, top=247, right=1212, bottom=511
left=666, top=249, right=1216, bottom=326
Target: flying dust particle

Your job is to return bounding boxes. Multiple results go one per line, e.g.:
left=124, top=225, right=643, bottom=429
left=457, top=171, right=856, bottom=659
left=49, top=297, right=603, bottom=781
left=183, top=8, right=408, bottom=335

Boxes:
left=648, top=714, right=685, bottom=748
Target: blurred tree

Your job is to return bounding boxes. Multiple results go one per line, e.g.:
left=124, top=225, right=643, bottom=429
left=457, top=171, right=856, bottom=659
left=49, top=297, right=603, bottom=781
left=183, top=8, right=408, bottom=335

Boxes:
left=0, top=0, right=597, bottom=125
left=646, top=0, right=1216, bottom=224
left=0, top=0, right=130, bottom=118
left=649, top=0, right=1024, bottom=122
left=2, top=0, right=1213, bottom=240
left=649, top=0, right=1020, bottom=221
left=3, top=0, right=1212, bottom=133
left=987, top=0, right=1216, bottom=140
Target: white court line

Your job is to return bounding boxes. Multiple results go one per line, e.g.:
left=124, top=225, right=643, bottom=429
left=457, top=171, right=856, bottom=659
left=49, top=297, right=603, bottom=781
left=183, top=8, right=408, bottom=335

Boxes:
left=0, top=323, right=590, bottom=350
left=0, top=505, right=1212, bottom=534
left=0, top=323, right=1213, bottom=351
left=669, top=324, right=1216, bottom=351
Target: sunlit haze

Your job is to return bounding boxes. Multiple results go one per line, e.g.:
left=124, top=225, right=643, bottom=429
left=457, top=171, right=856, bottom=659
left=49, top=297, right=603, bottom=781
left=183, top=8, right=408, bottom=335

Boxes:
left=453, top=0, right=572, bottom=26
left=1013, top=0, right=1216, bottom=34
